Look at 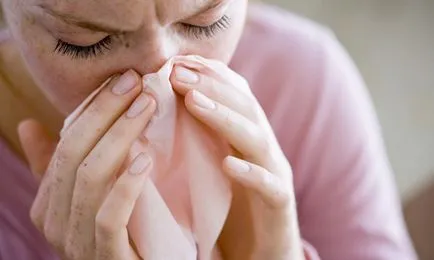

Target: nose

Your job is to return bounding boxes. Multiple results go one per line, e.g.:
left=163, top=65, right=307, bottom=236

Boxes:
left=133, top=29, right=180, bottom=75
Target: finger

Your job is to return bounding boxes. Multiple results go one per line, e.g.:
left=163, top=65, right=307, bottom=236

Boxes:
left=18, top=119, right=56, bottom=234
left=18, top=119, right=56, bottom=180
left=223, top=156, right=289, bottom=208
left=95, top=153, right=152, bottom=260
left=29, top=177, right=51, bottom=234
left=67, top=94, right=156, bottom=256
left=175, top=55, right=248, bottom=91
left=171, top=65, right=256, bottom=120
left=185, top=90, right=275, bottom=167
left=47, top=70, right=142, bottom=246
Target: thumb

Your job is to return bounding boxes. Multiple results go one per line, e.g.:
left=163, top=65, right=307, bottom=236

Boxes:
left=18, top=119, right=57, bottom=181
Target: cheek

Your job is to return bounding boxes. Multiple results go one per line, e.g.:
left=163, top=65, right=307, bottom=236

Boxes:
left=20, top=42, right=115, bottom=115
left=23, top=53, right=105, bottom=114
left=5, top=0, right=247, bottom=115
left=5, top=10, right=106, bottom=114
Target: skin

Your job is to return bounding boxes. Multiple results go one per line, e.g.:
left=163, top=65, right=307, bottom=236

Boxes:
left=3, top=0, right=246, bottom=114
left=1, top=0, right=305, bottom=259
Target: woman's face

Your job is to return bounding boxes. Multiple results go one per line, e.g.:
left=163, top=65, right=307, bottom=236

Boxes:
left=3, top=0, right=247, bottom=114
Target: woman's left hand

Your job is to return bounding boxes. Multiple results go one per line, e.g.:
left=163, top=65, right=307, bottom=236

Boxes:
left=170, top=56, right=305, bottom=260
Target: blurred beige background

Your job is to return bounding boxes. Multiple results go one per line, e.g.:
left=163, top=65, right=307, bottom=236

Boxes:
left=266, top=0, right=434, bottom=202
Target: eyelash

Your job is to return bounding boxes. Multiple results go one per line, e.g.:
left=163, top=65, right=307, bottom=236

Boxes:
left=182, top=15, right=231, bottom=39
left=54, top=15, right=231, bottom=59
left=54, top=36, right=112, bottom=59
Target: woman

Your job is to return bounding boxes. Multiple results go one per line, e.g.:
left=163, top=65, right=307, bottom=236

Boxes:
left=0, top=0, right=417, bottom=259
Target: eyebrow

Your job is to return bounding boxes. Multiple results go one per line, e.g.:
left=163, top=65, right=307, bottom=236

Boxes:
left=201, top=0, right=225, bottom=12
left=38, top=4, right=136, bottom=34
left=38, top=0, right=224, bottom=34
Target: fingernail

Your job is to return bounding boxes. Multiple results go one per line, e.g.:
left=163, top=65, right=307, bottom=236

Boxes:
left=129, top=153, right=152, bottom=175
left=112, top=70, right=138, bottom=95
left=175, top=66, right=199, bottom=84
left=127, top=94, right=150, bottom=118
left=225, top=156, right=251, bottom=173
left=192, top=90, right=215, bottom=110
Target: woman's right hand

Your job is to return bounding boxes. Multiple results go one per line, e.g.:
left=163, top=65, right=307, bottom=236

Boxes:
left=18, top=70, right=156, bottom=260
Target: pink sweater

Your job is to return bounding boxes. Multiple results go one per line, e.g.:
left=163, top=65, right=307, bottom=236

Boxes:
left=0, top=5, right=417, bottom=260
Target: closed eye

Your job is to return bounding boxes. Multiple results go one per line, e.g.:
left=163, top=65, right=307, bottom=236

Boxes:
left=181, top=15, right=231, bottom=39
left=54, top=36, right=112, bottom=59
left=53, top=15, right=231, bottom=60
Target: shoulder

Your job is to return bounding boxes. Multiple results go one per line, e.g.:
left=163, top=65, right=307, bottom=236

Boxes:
left=232, top=4, right=385, bottom=194
left=232, top=3, right=337, bottom=83
left=232, top=4, right=370, bottom=132
left=231, top=4, right=363, bottom=116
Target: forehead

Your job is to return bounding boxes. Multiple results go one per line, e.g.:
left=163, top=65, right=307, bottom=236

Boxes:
left=37, top=0, right=213, bottom=23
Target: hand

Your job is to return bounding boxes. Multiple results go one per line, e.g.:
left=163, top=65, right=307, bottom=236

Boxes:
left=18, top=71, right=156, bottom=260
left=171, top=56, right=305, bottom=260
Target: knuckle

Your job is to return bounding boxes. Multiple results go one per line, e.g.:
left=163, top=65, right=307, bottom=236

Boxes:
left=218, top=107, right=237, bottom=134
left=76, top=159, right=101, bottom=185
left=108, top=124, right=127, bottom=139
left=244, top=127, right=270, bottom=158
left=238, top=93, right=252, bottom=108
left=250, top=101, right=264, bottom=122
left=113, top=182, right=130, bottom=201
left=96, top=247, right=114, bottom=260
left=222, top=108, right=235, bottom=129
left=64, top=241, right=83, bottom=260
left=43, top=223, right=64, bottom=252
left=64, top=233, right=92, bottom=260
left=256, top=133, right=272, bottom=155
left=116, top=182, right=138, bottom=203
left=55, top=141, right=73, bottom=163
left=237, top=75, right=250, bottom=90
left=64, top=225, right=77, bottom=256
left=207, top=78, right=222, bottom=99
left=259, top=170, right=273, bottom=188
left=55, top=139, right=82, bottom=168
left=230, top=69, right=250, bottom=90
left=251, top=110, right=262, bottom=123
left=70, top=202, right=86, bottom=221
left=271, top=188, right=291, bottom=208
left=262, top=175, right=291, bottom=208
left=64, top=240, right=76, bottom=260
left=76, top=163, right=93, bottom=184
left=95, top=213, right=118, bottom=238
